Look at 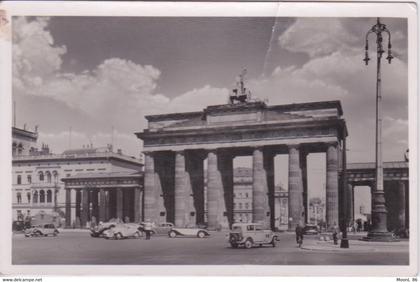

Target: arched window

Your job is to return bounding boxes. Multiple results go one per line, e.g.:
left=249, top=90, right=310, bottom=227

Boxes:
left=52, top=171, right=58, bottom=183
left=38, top=171, right=44, bottom=182
left=239, top=203, right=243, bottom=210
left=39, top=190, right=45, bottom=203
left=17, top=143, right=23, bottom=155
left=12, top=142, right=17, bottom=156
left=27, top=192, right=31, bottom=203
left=17, top=175, right=21, bottom=185
left=16, top=192, right=22, bottom=204
left=33, top=191, right=38, bottom=203
left=46, top=171, right=52, bottom=183
left=245, top=202, right=249, bottom=209
left=27, top=175, right=32, bottom=184
left=47, top=190, right=52, bottom=203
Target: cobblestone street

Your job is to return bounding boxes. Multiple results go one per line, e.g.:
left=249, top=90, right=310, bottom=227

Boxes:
left=12, top=230, right=409, bottom=265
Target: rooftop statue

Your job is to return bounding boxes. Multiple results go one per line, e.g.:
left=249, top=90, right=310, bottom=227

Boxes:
left=229, top=68, right=252, bottom=104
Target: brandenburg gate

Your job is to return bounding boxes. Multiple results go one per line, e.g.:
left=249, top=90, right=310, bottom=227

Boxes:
left=136, top=100, right=348, bottom=230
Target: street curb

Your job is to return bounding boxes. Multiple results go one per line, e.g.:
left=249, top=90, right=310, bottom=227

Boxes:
left=300, top=244, right=377, bottom=252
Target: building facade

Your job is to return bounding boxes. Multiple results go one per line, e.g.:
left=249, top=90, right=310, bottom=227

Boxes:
left=232, top=167, right=253, bottom=223
left=12, top=126, right=143, bottom=227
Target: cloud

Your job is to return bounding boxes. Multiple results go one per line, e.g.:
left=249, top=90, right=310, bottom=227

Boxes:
left=279, top=18, right=359, bottom=58
left=13, top=16, right=408, bottom=163
left=13, top=17, right=67, bottom=91
left=13, top=17, right=230, bottom=155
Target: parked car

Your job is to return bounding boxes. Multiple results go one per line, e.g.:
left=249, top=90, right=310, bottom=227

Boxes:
left=103, top=223, right=142, bottom=240
left=24, top=224, right=59, bottom=237
left=139, top=222, right=174, bottom=235
left=168, top=226, right=210, bottom=238
left=303, top=224, right=319, bottom=235
left=90, top=222, right=117, bottom=238
left=228, top=223, right=278, bottom=249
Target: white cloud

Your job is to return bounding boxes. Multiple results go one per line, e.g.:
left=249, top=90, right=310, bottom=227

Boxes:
left=279, top=18, right=358, bottom=58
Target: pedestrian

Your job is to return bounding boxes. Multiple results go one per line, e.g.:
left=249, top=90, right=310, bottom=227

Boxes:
left=144, top=219, right=152, bottom=240
left=332, top=223, right=339, bottom=245
left=295, top=224, right=304, bottom=247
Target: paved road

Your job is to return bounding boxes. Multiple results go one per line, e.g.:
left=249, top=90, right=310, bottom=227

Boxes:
left=12, top=231, right=409, bottom=265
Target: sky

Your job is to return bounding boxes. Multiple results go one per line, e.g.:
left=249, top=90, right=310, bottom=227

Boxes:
left=12, top=16, right=408, bottom=208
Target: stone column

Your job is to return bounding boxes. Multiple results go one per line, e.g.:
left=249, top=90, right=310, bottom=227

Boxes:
left=144, top=152, right=157, bottom=222
left=91, top=190, right=99, bottom=223
left=326, top=143, right=339, bottom=229
left=116, top=188, right=123, bottom=221
left=220, top=152, right=234, bottom=228
left=253, top=147, right=270, bottom=229
left=123, top=188, right=131, bottom=222
left=207, top=150, right=223, bottom=230
left=99, top=189, right=106, bottom=222
left=65, top=188, right=71, bottom=228
left=300, top=150, right=308, bottom=224
left=75, top=189, right=81, bottom=227
left=264, top=151, right=275, bottom=230
left=348, top=184, right=354, bottom=223
left=174, top=151, right=187, bottom=227
left=288, top=145, right=304, bottom=229
left=81, top=189, right=89, bottom=228
left=134, top=187, right=143, bottom=223
left=398, top=181, right=406, bottom=229
left=188, top=152, right=205, bottom=226
left=104, top=190, right=110, bottom=221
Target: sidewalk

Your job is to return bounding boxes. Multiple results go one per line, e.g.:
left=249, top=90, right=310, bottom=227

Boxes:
left=301, top=238, right=409, bottom=252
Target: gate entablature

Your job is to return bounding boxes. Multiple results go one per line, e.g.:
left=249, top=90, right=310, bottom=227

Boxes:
left=137, top=100, right=347, bottom=153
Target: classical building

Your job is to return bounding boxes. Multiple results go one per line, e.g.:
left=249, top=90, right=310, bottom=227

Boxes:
left=136, top=100, right=348, bottom=230
left=12, top=126, right=143, bottom=227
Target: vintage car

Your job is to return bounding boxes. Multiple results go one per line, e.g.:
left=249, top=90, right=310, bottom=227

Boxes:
left=90, top=222, right=117, bottom=237
left=303, top=224, right=319, bottom=235
left=139, top=222, right=174, bottom=236
left=103, top=223, right=142, bottom=240
left=24, top=224, right=59, bottom=237
left=228, top=223, right=278, bottom=249
left=168, top=226, right=210, bottom=238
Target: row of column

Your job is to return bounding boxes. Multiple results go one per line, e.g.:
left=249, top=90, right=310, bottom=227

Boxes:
left=347, top=180, right=409, bottom=230
left=144, top=142, right=341, bottom=230
left=65, top=187, right=143, bottom=228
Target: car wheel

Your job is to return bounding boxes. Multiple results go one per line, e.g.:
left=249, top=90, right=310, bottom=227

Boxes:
left=53, top=231, right=58, bottom=237
left=244, top=239, right=253, bottom=249
left=197, top=231, right=205, bottom=238
left=36, top=231, right=42, bottom=237
left=114, top=233, right=123, bottom=240
left=169, top=231, right=177, bottom=238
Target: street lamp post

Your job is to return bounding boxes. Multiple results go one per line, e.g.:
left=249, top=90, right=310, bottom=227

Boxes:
left=363, top=18, right=395, bottom=241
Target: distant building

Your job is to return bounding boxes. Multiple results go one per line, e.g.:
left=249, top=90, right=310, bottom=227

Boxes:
left=233, top=167, right=253, bottom=223
left=232, top=167, right=288, bottom=230
left=12, top=126, right=143, bottom=227
left=274, top=184, right=288, bottom=230
left=308, top=197, right=324, bottom=225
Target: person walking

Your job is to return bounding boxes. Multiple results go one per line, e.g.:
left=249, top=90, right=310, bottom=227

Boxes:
left=332, top=223, right=339, bottom=245
left=295, top=224, right=304, bottom=247
left=144, top=219, right=152, bottom=240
